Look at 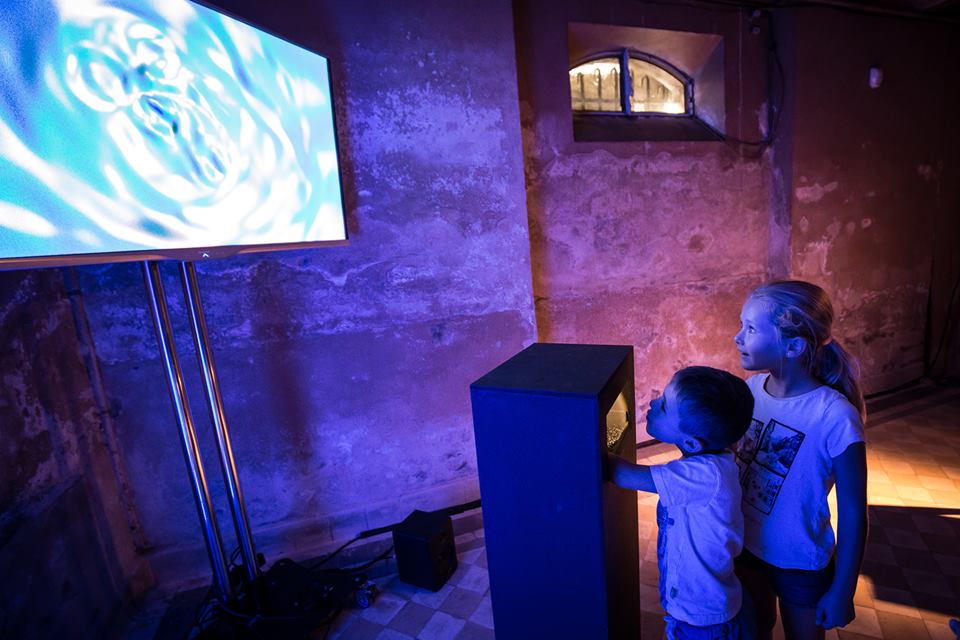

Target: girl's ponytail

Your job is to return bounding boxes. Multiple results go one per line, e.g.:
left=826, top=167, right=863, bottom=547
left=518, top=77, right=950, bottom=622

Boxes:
left=813, top=340, right=866, bottom=424
left=751, top=280, right=867, bottom=424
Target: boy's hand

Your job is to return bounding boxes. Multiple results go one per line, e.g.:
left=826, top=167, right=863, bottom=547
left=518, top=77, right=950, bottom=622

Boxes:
left=604, top=452, right=621, bottom=482
left=815, top=586, right=855, bottom=629
left=606, top=452, right=656, bottom=493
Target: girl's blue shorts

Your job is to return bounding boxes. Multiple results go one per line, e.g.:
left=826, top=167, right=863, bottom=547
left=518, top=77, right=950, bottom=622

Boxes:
left=736, top=548, right=835, bottom=608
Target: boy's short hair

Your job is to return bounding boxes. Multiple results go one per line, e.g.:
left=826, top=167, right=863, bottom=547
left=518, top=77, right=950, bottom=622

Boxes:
left=672, top=366, right=754, bottom=450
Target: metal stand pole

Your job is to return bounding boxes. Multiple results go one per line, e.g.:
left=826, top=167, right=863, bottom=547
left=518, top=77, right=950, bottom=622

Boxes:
left=142, top=261, right=233, bottom=603
left=180, top=261, right=261, bottom=585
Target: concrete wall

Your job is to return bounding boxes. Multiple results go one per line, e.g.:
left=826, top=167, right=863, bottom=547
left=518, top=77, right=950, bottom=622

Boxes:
left=2, top=0, right=959, bottom=633
left=785, top=9, right=960, bottom=391
left=71, top=0, right=535, bottom=586
left=0, top=269, right=152, bottom=639
left=516, top=1, right=960, bottom=439
left=516, top=0, right=773, bottom=436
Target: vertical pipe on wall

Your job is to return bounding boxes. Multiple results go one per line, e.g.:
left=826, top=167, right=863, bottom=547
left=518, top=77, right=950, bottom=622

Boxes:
left=767, top=9, right=794, bottom=279
left=180, top=261, right=261, bottom=585
left=142, top=261, right=233, bottom=603
left=63, top=266, right=150, bottom=552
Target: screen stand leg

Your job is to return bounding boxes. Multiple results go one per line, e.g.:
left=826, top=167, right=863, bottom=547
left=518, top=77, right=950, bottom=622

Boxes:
left=142, top=260, right=233, bottom=604
left=179, top=261, right=261, bottom=587
left=144, top=261, right=376, bottom=635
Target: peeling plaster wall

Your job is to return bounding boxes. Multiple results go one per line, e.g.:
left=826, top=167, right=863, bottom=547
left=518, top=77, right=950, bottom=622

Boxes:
left=5, top=2, right=959, bottom=622
left=0, top=269, right=152, bottom=639
left=518, top=0, right=960, bottom=421
left=70, top=0, right=535, bottom=586
left=787, top=10, right=960, bottom=391
left=930, top=32, right=960, bottom=380
left=516, top=0, right=772, bottom=438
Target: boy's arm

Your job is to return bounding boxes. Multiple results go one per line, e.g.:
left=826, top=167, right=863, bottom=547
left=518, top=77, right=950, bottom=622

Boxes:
left=816, top=441, right=868, bottom=630
left=606, top=452, right=657, bottom=494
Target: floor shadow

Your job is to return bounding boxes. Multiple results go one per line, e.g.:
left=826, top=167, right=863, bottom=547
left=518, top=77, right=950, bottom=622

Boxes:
left=862, top=504, right=960, bottom=619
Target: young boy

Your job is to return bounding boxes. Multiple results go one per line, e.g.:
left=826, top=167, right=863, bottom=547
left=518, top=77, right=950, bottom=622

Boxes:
left=608, top=366, right=756, bottom=640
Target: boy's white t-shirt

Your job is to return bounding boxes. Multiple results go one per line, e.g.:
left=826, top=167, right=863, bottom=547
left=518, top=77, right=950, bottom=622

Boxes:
left=736, top=373, right=865, bottom=570
left=651, top=452, right=743, bottom=626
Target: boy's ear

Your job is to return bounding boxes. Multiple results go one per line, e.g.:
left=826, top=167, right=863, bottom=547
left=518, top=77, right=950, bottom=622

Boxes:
left=784, top=336, right=808, bottom=359
left=681, top=436, right=705, bottom=454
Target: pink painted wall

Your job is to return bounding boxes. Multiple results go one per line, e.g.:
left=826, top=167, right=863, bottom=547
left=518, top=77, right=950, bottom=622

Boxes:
left=785, top=10, right=960, bottom=390
left=516, top=0, right=774, bottom=438
left=516, top=2, right=960, bottom=441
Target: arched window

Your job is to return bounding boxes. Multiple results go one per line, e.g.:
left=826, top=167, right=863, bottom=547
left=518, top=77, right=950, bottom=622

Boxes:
left=569, top=51, right=689, bottom=116
left=567, top=25, right=725, bottom=142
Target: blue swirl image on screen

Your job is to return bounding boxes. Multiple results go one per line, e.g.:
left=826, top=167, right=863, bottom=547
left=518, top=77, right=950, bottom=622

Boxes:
left=0, top=0, right=345, bottom=263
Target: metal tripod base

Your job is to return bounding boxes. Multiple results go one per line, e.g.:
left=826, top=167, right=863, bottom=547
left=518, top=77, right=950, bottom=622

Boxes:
left=143, top=260, right=261, bottom=603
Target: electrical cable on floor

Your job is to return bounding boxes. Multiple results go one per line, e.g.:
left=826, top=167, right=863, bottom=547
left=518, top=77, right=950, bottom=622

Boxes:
left=187, top=499, right=482, bottom=637
left=320, top=606, right=344, bottom=640
left=218, top=602, right=306, bottom=623
left=314, top=498, right=482, bottom=569
left=311, top=535, right=363, bottom=568
left=312, top=544, right=395, bottom=576
left=189, top=587, right=341, bottom=639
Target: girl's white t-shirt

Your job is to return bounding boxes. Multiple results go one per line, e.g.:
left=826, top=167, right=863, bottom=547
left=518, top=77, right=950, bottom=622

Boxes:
left=736, top=374, right=865, bottom=570
left=651, top=453, right=744, bottom=626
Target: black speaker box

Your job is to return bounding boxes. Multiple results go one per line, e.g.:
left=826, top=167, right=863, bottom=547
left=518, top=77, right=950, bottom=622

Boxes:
left=392, top=510, right=457, bottom=591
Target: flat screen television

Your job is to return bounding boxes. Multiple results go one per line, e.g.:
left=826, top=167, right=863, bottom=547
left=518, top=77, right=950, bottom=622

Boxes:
left=0, top=0, right=346, bottom=271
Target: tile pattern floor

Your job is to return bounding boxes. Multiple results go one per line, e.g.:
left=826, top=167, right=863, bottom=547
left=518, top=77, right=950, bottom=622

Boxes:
left=322, top=538, right=493, bottom=640
left=323, top=382, right=960, bottom=640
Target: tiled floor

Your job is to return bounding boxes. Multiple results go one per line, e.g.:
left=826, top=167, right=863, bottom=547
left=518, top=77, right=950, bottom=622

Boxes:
left=322, top=538, right=493, bottom=640
left=323, top=381, right=960, bottom=640
left=130, top=381, right=960, bottom=639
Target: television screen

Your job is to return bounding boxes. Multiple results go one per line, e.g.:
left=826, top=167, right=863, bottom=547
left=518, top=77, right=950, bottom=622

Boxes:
left=0, top=0, right=346, bottom=270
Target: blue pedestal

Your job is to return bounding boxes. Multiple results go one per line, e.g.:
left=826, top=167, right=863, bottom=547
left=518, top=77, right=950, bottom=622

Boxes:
left=470, top=343, right=640, bottom=640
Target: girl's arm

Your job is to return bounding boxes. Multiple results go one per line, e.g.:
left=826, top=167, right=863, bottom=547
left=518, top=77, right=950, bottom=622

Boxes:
left=606, top=452, right=657, bottom=494
left=816, top=441, right=868, bottom=629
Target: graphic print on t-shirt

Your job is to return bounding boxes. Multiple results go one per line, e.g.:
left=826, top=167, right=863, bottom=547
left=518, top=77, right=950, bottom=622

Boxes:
left=739, top=418, right=765, bottom=461
left=736, top=419, right=805, bottom=514
left=656, top=501, right=676, bottom=606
